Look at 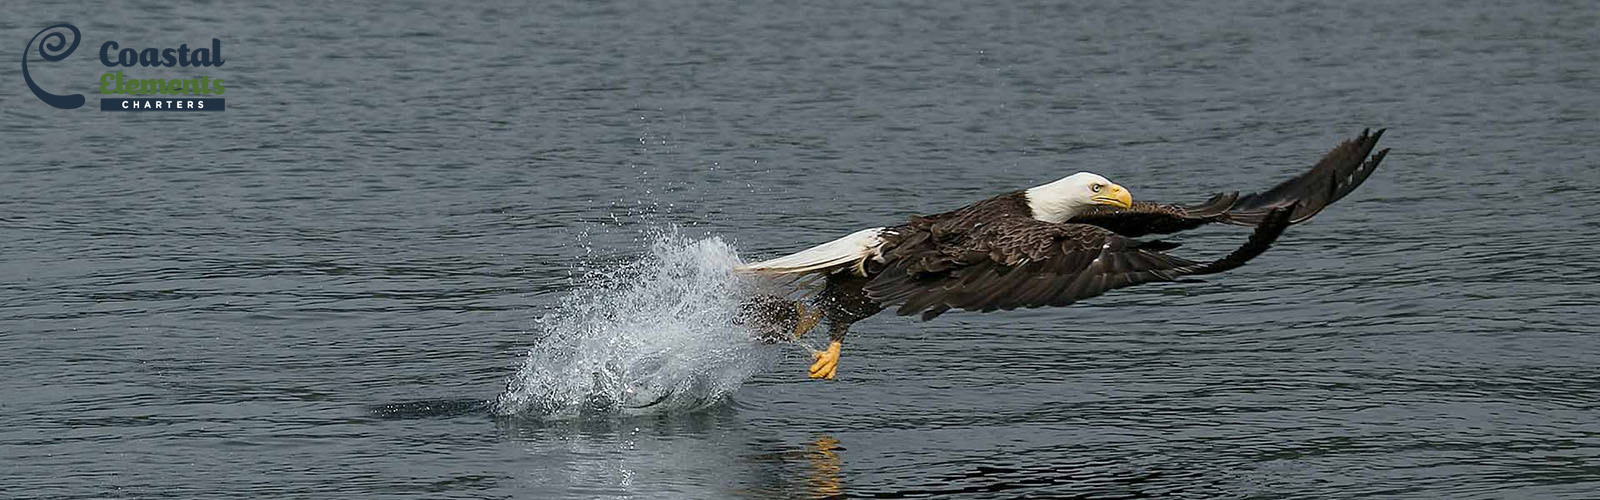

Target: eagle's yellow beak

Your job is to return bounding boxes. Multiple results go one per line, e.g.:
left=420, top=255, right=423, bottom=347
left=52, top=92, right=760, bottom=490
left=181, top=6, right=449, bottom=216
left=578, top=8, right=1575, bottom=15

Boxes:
left=1092, top=183, right=1133, bottom=209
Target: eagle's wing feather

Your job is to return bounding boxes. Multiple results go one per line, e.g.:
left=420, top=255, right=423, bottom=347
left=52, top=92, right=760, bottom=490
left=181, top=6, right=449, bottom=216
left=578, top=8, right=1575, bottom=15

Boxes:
left=1069, top=129, right=1388, bottom=236
left=865, top=208, right=1295, bottom=320
left=1067, top=193, right=1238, bottom=237
left=1225, top=128, right=1388, bottom=225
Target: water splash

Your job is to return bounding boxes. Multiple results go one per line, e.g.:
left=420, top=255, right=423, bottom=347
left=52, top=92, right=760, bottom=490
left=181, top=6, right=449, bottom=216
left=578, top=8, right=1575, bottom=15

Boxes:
left=494, top=228, right=785, bottom=418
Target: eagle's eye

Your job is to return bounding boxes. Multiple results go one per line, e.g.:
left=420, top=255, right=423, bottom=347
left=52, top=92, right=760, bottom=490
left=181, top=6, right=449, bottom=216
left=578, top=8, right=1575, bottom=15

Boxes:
left=1090, top=183, right=1103, bottom=193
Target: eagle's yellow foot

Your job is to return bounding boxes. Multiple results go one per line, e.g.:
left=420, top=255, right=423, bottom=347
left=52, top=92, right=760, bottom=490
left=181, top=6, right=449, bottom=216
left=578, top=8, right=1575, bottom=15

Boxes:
left=792, top=303, right=823, bottom=339
left=809, top=341, right=842, bottom=380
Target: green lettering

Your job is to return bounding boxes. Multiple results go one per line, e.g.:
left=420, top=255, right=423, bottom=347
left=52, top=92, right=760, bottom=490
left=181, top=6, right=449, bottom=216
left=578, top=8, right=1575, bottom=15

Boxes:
left=141, top=79, right=167, bottom=94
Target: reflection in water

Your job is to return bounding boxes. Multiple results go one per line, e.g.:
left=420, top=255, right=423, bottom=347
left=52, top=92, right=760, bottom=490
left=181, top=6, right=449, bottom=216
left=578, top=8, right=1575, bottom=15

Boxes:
left=805, top=435, right=844, bottom=499
left=493, top=405, right=771, bottom=497
left=485, top=405, right=852, bottom=499
left=367, top=397, right=1242, bottom=498
left=743, top=433, right=850, bottom=499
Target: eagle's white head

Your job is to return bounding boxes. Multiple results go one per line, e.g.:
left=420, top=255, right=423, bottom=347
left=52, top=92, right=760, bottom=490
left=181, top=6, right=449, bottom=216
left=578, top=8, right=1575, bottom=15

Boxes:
left=1023, top=172, right=1133, bottom=223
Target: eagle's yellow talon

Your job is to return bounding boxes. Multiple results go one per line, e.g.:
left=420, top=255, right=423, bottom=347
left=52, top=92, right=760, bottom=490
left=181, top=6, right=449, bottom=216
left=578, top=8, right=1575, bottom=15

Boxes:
left=809, top=341, right=842, bottom=379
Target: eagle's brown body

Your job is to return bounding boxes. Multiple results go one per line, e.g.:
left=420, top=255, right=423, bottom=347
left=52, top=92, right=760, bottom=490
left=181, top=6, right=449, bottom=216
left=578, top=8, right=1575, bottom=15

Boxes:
left=738, top=129, right=1390, bottom=379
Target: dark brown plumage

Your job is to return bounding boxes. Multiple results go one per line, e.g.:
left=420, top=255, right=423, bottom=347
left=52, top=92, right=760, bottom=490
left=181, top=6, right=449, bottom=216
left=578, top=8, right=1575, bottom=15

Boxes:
left=865, top=207, right=1294, bottom=320
left=1069, top=128, right=1389, bottom=236
left=1060, top=193, right=1239, bottom=238
left=736, top=129, right=1389, bottom=379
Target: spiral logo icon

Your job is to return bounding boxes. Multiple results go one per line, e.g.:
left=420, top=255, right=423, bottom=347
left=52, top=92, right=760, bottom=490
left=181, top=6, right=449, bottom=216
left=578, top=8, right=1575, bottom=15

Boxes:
left=22, top=23, right=85, bottom=110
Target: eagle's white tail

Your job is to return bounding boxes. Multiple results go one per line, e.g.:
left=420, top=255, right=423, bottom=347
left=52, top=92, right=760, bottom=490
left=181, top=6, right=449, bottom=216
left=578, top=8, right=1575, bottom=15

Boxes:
left=736, top=227, right=887, bottom=276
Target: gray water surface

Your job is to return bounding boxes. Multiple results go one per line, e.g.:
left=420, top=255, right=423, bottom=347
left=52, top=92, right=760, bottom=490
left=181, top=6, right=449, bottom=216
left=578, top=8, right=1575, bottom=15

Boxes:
left=3, top=1, right=1599, bottom=498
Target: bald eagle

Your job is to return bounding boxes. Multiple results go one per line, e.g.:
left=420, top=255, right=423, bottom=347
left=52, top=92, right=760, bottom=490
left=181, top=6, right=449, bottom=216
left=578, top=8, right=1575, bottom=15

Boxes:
left=736, top=129, right=1388, bottom=379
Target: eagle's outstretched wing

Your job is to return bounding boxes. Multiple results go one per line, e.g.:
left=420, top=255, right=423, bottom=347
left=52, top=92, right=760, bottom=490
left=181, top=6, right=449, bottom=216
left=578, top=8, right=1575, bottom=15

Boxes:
left=1070, top=129, right=1388, bottom=237
left=1060, top=193, right=1239, bottom=237
left=863, top=207, right=1295, bottom=321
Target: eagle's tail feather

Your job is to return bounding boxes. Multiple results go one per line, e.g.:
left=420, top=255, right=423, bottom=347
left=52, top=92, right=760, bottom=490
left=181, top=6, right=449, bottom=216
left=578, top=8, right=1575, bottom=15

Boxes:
left=736, top=227, right=887, bottom=276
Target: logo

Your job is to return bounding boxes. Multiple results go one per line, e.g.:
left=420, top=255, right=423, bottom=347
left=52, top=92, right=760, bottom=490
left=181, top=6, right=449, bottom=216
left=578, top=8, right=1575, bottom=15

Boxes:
left=22, top=23, right=227, bottom=112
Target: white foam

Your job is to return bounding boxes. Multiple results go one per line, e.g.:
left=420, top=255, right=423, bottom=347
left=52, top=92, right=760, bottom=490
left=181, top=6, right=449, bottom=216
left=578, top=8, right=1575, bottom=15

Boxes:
left=494, top=228, right=784, bottom=418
